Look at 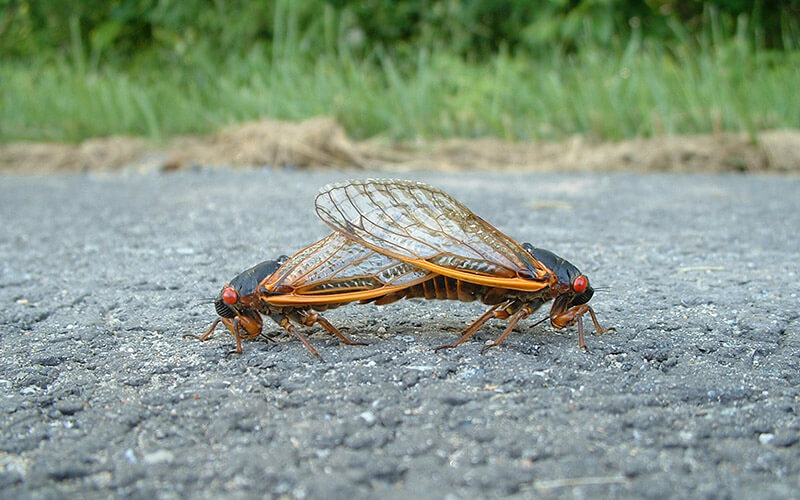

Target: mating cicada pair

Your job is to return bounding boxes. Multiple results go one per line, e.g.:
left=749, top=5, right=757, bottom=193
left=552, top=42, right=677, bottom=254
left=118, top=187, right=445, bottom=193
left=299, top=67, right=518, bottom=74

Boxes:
left=196, top=179, right=613, bottom=358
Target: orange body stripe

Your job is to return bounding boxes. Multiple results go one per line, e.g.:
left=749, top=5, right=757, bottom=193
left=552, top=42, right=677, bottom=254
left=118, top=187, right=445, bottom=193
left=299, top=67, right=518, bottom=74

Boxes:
left=402, top=259, right=551, bottom=292
left=263, top=285, right=415, bottom=306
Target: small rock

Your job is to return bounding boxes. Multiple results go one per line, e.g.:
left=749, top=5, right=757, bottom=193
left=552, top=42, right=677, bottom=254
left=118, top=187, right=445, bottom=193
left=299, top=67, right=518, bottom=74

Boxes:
left=53, top=398, right=85, bottom=415
left=143, top=449, right=174, bottom=465
left=36, top=356, right=61, bottom=367
left=123, top=449, right=137, bottom=464
left=358, top=411, right=376, bottom=425
left=439, top=393, right=471, bottom=406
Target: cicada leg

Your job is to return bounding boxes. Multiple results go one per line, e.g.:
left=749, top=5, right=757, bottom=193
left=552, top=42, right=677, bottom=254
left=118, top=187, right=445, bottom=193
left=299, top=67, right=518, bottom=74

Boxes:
left=551, top=304, right=614, bottom=350
left=435, top=303, right=503, bottom=351
left=190, top=318, right=222, bottom=342
left=301, top=312, right=367, bottom=346
left=189, top=316, right=248, bottom=355
left=226, top=317, right=245, bottom=356
left=480, top=306, right=532, bottom=354
left=278, top=317, right=323, bottom=361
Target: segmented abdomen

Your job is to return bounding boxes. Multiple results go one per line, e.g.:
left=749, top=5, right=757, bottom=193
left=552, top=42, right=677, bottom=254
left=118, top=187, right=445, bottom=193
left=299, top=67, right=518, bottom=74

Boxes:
left=365, top=276, right=545, bottom=307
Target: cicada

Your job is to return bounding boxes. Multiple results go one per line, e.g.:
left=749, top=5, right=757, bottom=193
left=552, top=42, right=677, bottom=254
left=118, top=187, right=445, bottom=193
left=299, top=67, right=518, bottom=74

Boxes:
left=196, top=232, right=432, bottom=358
left=315, top=178, right=613, bottom=351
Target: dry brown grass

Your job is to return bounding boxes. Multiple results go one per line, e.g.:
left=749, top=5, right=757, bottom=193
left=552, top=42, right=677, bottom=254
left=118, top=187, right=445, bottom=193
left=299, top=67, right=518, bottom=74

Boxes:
left=2, top=117, right=798, bottom=174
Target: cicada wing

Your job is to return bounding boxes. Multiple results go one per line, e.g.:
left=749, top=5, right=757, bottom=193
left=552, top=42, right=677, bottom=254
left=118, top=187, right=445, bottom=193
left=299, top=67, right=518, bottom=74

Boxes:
left=261, top=232, right=432, bottom=305
left=316, top=179, right=550, bottom=291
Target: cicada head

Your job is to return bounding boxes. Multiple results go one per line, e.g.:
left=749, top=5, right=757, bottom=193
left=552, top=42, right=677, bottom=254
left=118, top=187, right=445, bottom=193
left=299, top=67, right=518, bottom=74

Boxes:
left=215, top=256, right=288, bottom=318
left=211, top=256, right=289, bottom=342
left=521, top=243, right=594, bottom=306
left=196, top=256, right=290, bottom=350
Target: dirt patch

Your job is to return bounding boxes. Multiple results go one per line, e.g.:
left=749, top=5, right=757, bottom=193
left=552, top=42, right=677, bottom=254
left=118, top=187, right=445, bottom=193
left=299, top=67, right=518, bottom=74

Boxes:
left=2, top=117, right=798, bottom=174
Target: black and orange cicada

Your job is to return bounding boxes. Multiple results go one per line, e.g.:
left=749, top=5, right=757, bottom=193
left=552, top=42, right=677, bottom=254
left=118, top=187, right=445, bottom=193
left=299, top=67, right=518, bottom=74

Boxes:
left=196, top=232, right=433, bottom=358
left=314, top=178, right=614, bottom=351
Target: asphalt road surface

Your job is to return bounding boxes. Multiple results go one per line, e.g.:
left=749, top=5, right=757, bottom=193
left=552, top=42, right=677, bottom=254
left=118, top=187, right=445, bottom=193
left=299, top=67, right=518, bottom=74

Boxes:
left=1, top=168, right=798, bottom=498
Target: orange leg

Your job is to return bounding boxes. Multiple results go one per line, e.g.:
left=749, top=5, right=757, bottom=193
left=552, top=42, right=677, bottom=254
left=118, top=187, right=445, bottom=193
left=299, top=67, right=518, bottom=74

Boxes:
left=230, top=318, right=242, bottom=356
left=435, top=304, right=502, bottom=351
left=190, top=318, right=221, bottom=342
left=551, top=304, right=614, bottom=349
left=188, top=317, right=243, bottom=354
left=189, top=315, right=262, bottom=355
left=280, top=318, right=323, bottom=361
left=480, top=306, right=532, bottom=354
left=303, top=312, right=367, bottom=346
left=233, top=314, right=263, bottom=339
left=225, top=318, right=245, bottom=355
left=587, top=306, right=615, bottom=334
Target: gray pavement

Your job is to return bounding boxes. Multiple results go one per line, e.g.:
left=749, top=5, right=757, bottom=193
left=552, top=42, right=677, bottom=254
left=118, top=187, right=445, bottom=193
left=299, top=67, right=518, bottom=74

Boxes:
left=1, top=168, right=799, bottom=498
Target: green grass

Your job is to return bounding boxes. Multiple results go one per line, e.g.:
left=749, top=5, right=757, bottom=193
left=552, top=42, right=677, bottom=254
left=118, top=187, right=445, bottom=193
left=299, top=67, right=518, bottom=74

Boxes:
left=2, top=33, right=798, bottom=143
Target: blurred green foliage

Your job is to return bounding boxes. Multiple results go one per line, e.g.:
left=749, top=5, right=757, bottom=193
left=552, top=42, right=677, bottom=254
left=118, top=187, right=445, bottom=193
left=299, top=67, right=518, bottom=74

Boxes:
left=2, top=1, right=798, bottom=143
left=2, top=0, right=799, bottom=65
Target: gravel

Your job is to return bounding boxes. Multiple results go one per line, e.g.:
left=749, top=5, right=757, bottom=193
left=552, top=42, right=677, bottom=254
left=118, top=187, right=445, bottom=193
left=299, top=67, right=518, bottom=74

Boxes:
left=1, top=168, right=798, bottom=498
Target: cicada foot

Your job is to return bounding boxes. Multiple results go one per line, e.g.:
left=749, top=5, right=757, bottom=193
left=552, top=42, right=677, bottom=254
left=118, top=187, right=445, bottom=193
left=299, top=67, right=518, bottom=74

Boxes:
left=225, top=346, right=243, bottom=358
left=223, top=337, right=245, bottom=357
left=186, top=318, right=221, bottom=342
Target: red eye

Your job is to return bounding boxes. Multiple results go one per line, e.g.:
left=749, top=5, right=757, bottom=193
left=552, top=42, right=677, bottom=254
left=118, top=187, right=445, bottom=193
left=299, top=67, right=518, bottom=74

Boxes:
left=572, top=275, right=588, bottom=293
left=222, top=287, right=238, bottom=305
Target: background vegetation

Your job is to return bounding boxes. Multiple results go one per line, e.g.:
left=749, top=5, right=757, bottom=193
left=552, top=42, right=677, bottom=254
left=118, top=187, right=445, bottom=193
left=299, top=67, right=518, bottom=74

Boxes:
left=2, top=0, right=799, bottom=142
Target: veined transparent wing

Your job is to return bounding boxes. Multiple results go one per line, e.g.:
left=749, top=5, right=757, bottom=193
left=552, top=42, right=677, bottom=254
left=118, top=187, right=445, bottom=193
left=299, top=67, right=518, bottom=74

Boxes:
left=261, top=232, right=432, bottom=306
left=315, top=179, right=551, bottom=292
